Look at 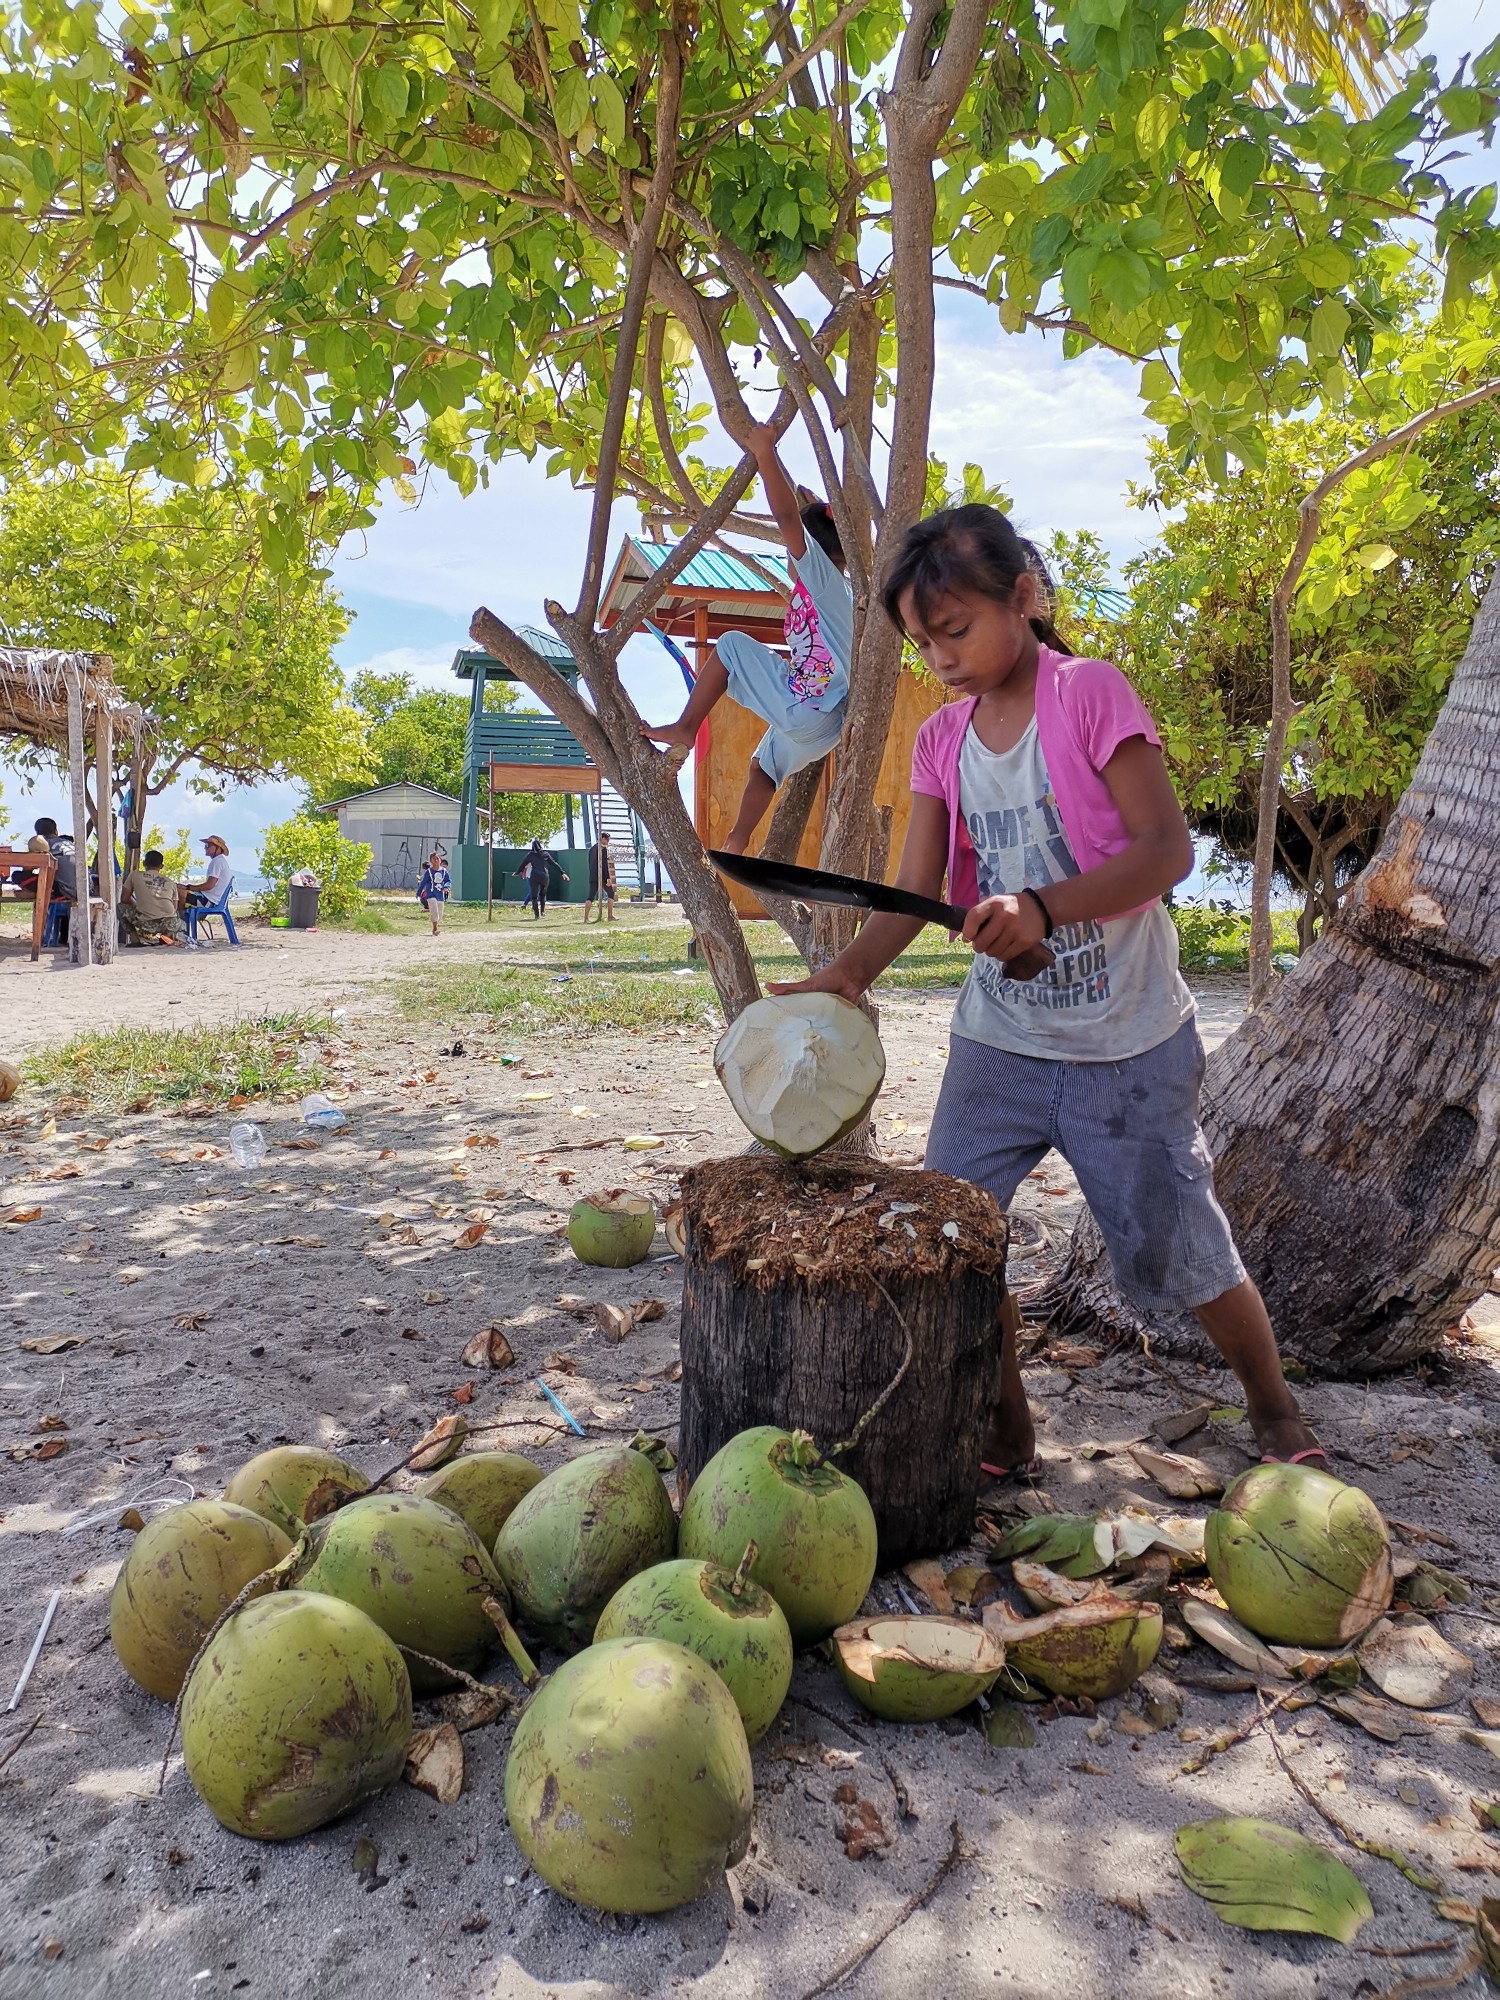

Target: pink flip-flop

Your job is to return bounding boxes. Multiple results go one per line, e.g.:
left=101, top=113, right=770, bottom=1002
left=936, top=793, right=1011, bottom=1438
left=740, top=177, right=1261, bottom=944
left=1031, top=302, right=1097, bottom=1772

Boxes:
left=980, top=1455, right=1044, bottom=1485
left=1260, top=1446, right=1330, bottom=1466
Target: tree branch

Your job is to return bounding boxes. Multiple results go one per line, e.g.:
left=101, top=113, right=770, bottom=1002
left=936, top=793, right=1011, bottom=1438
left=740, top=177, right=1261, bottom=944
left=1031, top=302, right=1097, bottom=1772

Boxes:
left=575, top=32, right=684, bottom=631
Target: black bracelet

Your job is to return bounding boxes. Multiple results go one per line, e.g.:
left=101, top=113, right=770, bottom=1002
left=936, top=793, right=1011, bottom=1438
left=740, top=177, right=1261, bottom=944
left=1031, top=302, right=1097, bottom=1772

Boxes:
left=1021, top=886, right=1055, bottom=939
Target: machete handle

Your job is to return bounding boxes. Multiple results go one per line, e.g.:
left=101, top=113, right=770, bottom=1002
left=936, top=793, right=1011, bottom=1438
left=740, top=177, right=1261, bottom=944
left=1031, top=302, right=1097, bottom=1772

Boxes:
left=999, top=943, right=1055, bottom=983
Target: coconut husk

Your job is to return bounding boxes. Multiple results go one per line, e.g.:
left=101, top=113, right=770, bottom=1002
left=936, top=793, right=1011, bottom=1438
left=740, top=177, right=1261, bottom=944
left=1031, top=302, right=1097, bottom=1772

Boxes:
left=1358, top=1615, right=1474, bottom=1710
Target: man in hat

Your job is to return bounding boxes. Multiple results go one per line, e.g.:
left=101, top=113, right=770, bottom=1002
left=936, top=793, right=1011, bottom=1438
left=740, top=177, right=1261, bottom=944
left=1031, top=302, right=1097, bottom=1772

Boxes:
left=183, top=834, right=233, bottom=909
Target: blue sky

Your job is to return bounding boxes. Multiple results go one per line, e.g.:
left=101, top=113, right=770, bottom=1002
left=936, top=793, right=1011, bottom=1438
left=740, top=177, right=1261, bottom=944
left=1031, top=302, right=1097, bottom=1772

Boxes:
left=10, top=0, right=1493, bottom=878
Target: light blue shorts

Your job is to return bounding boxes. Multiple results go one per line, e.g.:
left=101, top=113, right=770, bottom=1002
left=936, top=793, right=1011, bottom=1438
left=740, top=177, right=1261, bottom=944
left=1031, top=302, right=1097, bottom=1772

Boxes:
left=718, top=631, right=847, bottom=787
left=925, top=1021, right=1246, bottom=1313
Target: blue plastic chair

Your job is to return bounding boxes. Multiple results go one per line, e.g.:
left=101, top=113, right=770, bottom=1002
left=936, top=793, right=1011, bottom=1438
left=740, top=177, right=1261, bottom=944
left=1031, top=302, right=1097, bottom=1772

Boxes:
left=184, top=879, right=240, bottom=945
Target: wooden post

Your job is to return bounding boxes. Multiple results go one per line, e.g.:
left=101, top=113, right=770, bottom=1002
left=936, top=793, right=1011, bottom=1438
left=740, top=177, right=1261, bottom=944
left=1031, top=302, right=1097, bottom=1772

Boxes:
left=126, top=727, right=145, bottom=873
left=693, top=603, right=712, bottom=849
left=676, top=1157, right=1008, bottom=1564
left=65, top=664, right=92, bottom=968
left=94, top=706, right=116, bottom=964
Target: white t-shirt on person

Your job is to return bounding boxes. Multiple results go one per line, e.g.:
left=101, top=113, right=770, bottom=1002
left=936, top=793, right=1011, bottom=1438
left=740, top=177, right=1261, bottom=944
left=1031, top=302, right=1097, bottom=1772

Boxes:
left=201, top=853, right=232, bottom=902
left=949, top=718, right=1194, bottom=1062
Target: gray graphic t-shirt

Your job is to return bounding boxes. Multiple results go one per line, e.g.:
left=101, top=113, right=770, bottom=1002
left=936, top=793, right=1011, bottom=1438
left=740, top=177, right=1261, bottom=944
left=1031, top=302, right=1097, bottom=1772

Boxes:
left=949, top=719, right=1195, bottom=1061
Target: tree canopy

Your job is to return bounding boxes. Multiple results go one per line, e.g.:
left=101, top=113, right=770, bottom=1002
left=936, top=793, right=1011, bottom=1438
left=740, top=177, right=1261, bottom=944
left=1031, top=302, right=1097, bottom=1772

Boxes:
left=323, top=669, right=566, bottom=845
left=0, top=468, right=365, bottom=807
left=0, top=0, right=1496, bottom=1008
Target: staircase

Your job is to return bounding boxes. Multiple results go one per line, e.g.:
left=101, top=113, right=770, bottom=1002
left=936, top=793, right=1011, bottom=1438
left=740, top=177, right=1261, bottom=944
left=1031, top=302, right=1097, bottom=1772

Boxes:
left=596, top=782, right=646, bottom=896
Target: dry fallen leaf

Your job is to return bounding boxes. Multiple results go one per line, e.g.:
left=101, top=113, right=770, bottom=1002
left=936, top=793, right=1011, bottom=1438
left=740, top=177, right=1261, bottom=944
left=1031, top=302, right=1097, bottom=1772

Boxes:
left=39, top=1163, right=84, bottom=1181
left=543, top=1351, right=579, bottom=1376
left=903, top=1559, right=955, bottom=1616
left=453, top=1222, right=489, bottom=1249
left=19, top=1334, right=85, bottom=1354
left=834, top=1790, right=891, bottom=1861
left=174, top=1312, right=212, bottom=1332
left=460, top=1326, right=517, bottom=1370
left=408, top=1414, right=467, bottom=1471
left=408, top=1712, right=468, bottom=1808
left=463, top=1133, right=499, bottom=1149
left=36, top=1414, right=68, bottom=1432
left=450, top=1381, right=476, bottom=1405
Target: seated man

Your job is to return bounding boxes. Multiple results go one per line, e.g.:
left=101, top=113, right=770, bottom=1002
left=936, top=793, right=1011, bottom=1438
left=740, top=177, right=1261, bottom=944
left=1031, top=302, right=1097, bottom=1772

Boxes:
left=182, top=833, right=232, bottom=907
left=29, top=817, right=77, bottom=900
left=121, top=850, right=188, bottom=946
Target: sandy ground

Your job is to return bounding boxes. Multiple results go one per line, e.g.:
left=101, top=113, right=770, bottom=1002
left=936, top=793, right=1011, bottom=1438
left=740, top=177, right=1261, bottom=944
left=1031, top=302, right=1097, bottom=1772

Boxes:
left=4, top=919, right=1500, bottom=2000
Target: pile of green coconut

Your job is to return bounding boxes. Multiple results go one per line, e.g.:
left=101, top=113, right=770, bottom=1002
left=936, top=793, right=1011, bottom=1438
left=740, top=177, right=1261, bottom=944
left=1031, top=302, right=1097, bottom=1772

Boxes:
left=109, top=1409, right=1401, bottom=1915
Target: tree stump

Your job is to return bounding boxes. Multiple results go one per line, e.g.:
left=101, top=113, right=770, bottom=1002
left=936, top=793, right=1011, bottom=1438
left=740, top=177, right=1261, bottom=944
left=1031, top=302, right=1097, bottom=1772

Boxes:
left=676, top=1157, right=1007, bottom=1565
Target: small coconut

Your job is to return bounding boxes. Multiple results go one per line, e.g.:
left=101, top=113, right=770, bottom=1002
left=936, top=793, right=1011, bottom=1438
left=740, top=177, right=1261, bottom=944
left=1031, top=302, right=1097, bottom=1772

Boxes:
left=0, top=1060, right=20, bottom=1103
left=678, top=1426, right=878, bottom=1645
left=181, top=1591, right=411, bottom=1840
left=986, top=1596, right=1163, bottom=1700
left=495, top=1444, right=677, bottom=1652
left=222, top=1444, right=371, bottom=1538
left=567, top=1194, right=657, bottom=1268
left=291, top=1492, right=507, bottom=1695
left=834, top=1615, right=1007, bottom=1722
left=713, top=993, right=885, bottom=1159
left=505, top=1637, right=752, bottom=1913
left=594, top=1551, right=793, bottom=1745
left=1205, top=1463, right=1393, bottom=1648
left=419, top=1451, right=543, bottom=1551
left=109, top=1500, right=291, bottom=1701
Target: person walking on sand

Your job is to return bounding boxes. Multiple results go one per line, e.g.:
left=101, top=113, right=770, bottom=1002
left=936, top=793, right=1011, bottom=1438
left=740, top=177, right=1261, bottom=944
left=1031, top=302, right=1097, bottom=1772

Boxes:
left=639, top=417, right=851, bottom=855
left=418, top=851, right=450, bottom=934
left=583, top=829, right=616, bottom=924
left=771, top=504, right=1326, bottom=1482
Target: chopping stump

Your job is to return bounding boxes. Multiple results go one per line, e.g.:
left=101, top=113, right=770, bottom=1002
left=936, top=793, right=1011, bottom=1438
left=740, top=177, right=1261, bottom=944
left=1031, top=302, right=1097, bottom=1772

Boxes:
left=676, top=1156, right=1007, bottom=1565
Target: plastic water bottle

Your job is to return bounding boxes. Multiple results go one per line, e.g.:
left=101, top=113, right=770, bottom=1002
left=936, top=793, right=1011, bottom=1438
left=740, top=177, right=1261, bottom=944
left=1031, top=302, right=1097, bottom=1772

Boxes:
left=300, top=1093, right=349, bottom=1133
left=229, top=1122, right=268, bottom=1169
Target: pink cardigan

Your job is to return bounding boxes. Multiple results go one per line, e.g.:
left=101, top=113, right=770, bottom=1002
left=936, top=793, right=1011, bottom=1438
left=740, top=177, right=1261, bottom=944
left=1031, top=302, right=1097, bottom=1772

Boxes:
left=910, top=647, right=1163, bottom=917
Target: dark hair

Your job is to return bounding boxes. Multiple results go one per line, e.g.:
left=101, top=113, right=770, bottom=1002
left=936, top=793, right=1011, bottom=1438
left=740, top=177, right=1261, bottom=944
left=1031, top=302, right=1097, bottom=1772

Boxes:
left=799, top=497, right=845, bottom=568
left=880, top=505, right=1067, bottom=651
left=34, top=816, right=57, bottom=838
left=144, top=849, right=164, bottom=868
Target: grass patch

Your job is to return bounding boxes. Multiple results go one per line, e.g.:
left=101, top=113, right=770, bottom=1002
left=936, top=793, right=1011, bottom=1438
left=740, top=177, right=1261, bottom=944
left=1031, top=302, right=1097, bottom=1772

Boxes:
left=390, top=899, right=1301, bottom=1036
left=24, top=1010, right=335, bottom=1112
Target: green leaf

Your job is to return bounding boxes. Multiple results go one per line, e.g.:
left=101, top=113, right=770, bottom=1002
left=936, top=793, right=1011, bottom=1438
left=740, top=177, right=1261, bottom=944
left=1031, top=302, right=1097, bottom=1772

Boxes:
left=474, top=0, right=517, bottom=44
left=1135, top=92, right=1176, bottom=155
left=554, top=69, right=590, bottom=138
left=1219, top=139, right=1263, bottom=201
left=1354, top=542, right=1398, bottom=570
left=1176, top=1819, right=1373, bottom=1943
left=591, top=73, right=626, bottom=148
left=369, top=65, right=410, bottom=118
left=1307, top=298, right=1350, bottom=360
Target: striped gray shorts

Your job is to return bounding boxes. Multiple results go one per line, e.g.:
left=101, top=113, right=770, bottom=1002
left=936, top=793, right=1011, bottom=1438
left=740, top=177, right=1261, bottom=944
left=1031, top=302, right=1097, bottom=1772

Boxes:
left=925, top=1020, right=1246, bottom=1314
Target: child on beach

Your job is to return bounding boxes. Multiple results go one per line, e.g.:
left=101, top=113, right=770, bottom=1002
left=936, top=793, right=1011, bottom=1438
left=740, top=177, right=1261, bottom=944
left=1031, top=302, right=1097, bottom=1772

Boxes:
left=641, top=421, right=852, bottom=853
left=772, top=504, right=1325, bottom=1478
left=418, top=851, right=450, bottom=935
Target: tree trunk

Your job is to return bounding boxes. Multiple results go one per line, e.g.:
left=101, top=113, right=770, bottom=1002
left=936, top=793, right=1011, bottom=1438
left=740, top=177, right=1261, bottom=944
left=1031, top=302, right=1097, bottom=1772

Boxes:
left=1047, top=564, right=1500, bottom=1375
left=676, top=1156, right=1006, bottom=1563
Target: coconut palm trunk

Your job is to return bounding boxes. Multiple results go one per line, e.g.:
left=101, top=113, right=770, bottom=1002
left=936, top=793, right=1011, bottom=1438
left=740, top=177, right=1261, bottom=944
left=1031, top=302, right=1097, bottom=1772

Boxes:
left=1047, top=564, right=1500, bottom=1375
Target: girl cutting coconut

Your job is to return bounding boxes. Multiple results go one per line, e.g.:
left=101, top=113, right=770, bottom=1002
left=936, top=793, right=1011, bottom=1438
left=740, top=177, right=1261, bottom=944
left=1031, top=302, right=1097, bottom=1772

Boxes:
left=771, top=504, right=1325, bottom=1479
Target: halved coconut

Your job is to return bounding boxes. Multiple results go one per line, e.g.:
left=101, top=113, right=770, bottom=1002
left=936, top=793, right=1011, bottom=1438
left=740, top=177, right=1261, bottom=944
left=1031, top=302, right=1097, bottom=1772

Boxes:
left=567, top=1194, right=657, bottom=1268
left=985, top=1596, right=1163, bottom=1699
left=714, top=995, right=885, bottom=1160
left=834, top=1615, right=1007, bottom=1721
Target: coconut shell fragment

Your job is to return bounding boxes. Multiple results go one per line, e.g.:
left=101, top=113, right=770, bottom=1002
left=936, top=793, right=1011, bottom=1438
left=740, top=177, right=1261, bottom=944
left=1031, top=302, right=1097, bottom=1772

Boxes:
left=834, top=1615, right=1007, bottom=1721
left=984, top=1596, right=1162, bottom=1700
left=1357, top=1614, right=1473, bottom=1710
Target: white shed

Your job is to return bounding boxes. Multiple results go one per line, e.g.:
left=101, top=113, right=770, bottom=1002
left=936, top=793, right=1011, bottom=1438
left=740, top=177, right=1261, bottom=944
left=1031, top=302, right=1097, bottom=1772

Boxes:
left=321, top=783, right=462, bottom=890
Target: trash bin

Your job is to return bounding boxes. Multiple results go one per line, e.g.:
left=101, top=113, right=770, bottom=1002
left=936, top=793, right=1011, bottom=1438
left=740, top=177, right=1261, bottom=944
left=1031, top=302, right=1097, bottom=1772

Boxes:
left=287, top=881, right=320, bottom=930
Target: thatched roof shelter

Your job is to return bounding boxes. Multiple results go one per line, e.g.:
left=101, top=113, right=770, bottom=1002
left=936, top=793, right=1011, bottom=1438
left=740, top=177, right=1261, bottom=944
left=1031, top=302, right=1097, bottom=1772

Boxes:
left=0, top=649, right=150, bottom=965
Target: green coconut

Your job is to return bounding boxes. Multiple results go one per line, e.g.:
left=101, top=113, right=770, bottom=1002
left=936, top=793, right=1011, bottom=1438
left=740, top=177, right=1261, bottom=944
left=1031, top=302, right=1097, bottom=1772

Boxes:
left=181, top=1591, right=411, bottom=1840
left=1205, top=1463, right=1393, bottom=1648
left=593, top=1550, right=793, bottom=1744
left=834, top=1615, right=1007, bottom=1722
left=109, top=1500, right=292, bottom=1702
left=419, top=1451, right=544, bottom=1550
left=494, top=1444, right=677, bottom=1652
left=713, top=993, right=886, bottom=1159
left=678, top=1426, right=877, bottom=1646
left=567, top=1193, right=657, bottom=1268
left=222, top=1444, right=371, bottom=1537
left=290, top=1492, right=507, bottom=1695
left=990, top=1597, right=1163, bottom=1699
left=505, top=1636, right=752, bottom=1913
